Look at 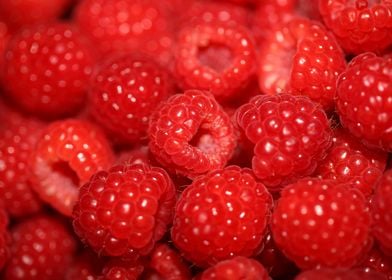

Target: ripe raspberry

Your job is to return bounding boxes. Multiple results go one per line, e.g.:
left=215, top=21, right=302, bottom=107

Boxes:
left=89, top=54, right=173, bottom=144
left=319, top=0, right=392, bottom=54
left=236, top=94, right=332, bottom=190
left=171, top=166, right=273, bottom=267
left=0, top=21, right=10, bottom=70
left=102, top=258, right=145, bottom=280
left=336, top=53, right=392, bottom=151
left=174, top=23, right=256, bottom=101
left=30, top=119, right=114, bottom=216
left=3, top=23, right=94, bottom=117
left=257, top=17, right=346, bottom=111
left=147, top=243, right=191, bottom=280
left=0, top=0, right=71, bottom=30
left=372, top=169, right=392, bottom=255
left=357, top=245, right=392, bottom=279
left=148, top=90, right=237, bottom=178
left=5, top=215, right=77, bottom=280
left=271, top=178, right=372, bottom=269
left=0, top=208, right=9, bottom=270
left=315, top=127, right=388, bottom=197
left=116, top=146, right=150, bottom=166
left=65, top=249, right=104, bottom=280
left=74, top=0, right=174, bottom=66
left=0, top=107, right=44, bottom=217
left=198, top=256, right=269, bottom=280
left=295, top=268, right=387, bottom=280
left=73, top=163, right=176, bottom=258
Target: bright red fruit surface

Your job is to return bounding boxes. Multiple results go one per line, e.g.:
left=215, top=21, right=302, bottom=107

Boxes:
left=295, top=268, right=387, bottom=280
left=272, top=178, right=372, bottom=269
left=73, top=163, right=176, bottom=258
left=89, top=54, right=173, bottom=144
left=0, top=208, right=9, bottom=270
left=148, top=90, right=237, bottom=178
left=236, top=94, right=332, bottom=190
left=171, top=166, right=272, bottom=267
left=3, top=23, right=94, bottom=117
left=30, top=119, right=114, bottom=216
left=337, top=52, right=392, bottom=151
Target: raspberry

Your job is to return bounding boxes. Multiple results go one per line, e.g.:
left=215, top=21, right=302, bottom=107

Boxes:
left=74, top=0, right=174, bottom=66
left=5, top=215, right=77, bottom=280
left=236, top=94, right=332, bottom=190
left=3, top=23, right=94, bottom=117
left=0, top=0, right=71, bottom=30
left=89, top=54, right=173, bottom=144
left=0, top=208, right=9, bottom=270
left=336, top=52, right=392, bottom=151
left=147, top=243, right=191, bottom=279
left=357, top=245, right=392, bottom=279
left=116, top=146, right=150, bottom=166
left=171, top=166, right=272, bottom=267
left=372, top=169, right=392, bottom=256
left=198, top=256, right=269, bottom=280
left=0, top=106, right=44, bottom=217
left=315, top=127, right=388, bottom=197
left=257, top=17, right=346, bottom=111
left=295, top=268, right=387, bottom=280
left=271, top=178, right=372, bottom=269
left=174, top=23, right=256, bottom=101
left=65, top=250, right=104, bottom=280
left=73, top=163, right=176, bottom=258
left=0, top=21, right=10, bottom=70
left=148, top=90, right=237, bottom=178
left=319, top=0, right=392, bottom=54
left=30, top=119, right=114, bottom=216
left=101, top=258, right=145, bottom=280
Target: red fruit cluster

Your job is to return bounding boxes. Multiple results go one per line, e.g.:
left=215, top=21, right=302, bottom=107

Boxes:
left=0, top=0, right=391, bottom=279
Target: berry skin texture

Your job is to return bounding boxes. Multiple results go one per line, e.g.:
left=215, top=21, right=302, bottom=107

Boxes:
left=89, top=55, right=173, bottom=144
left=0, top=0, right=71, bottom=30
left=101, top=258, right=145, bottom=280
left=257, top=17, right=346, bottom=111
left=319, top=0, right=392, bottom=54
left=72, top=163, right=176, bottom=259
left=0, top=208, right=10, bottom=270
left=171, top=166, right=273, bottom=268
left=295, top=268, right=388, bottom=280
left=30, top=119, right=114, bottom=216
left=175, top=23, right=256, bottom=101
left=315, top=127, right=388, bottom=197
left=148, top=90, right=237, bottom=178
left=372, top=169, right=392, bottom=256
left=75, top=0, right=174, bottom=65
left=337, top=52, right=392, bottom=152
left=357, top=245, right=392, bottom=279
left=199, top=256, right=269, bottom=280
left=5, top=215, right=77, bottom=280
left=0, top=107, right=44, bottom=217
left=3, top=23, right=94, bottom=117
left=271, top=178, right=372, bottom=270
left=236, top=94, right=333, bottom=190
left=65, top=249, right=104, bottom=280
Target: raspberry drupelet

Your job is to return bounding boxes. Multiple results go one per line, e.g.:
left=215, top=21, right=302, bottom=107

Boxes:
left=171, top=166, right=273, bottom=267
left=30, top=119, right=114, bottom=216
left=148, top=89, right=237, bottom=178
left=73, top=163, right=176, bottom=259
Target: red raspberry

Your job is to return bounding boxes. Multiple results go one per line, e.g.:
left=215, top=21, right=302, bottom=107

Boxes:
left=0, top=21, right=10, bottom=70
left=116, top=146, right=150, bottom=166
left=89, top=55, right=173, bottom=144
left=30, top=119, right=114, bottom=216
left=236, top=94, right=332, bottom=190
left=3, top=23, right=94, bottom=117
left=171, top=166, right=272, bottom=267
left=0, top=208, right=9, bottom=270
left=174, top=23, right=256, bottom=101
left=0, top=107, right=44, bottom=217
left=295, top=268, right=387, bottom=280
left=372, top=169, right=392, bottom=256
left=271, top=178, right=372, bottom=269
left=0, top=0, right=71, bottom=30
left=101, top=258, right=145, bottom=280
left=65, top=250, right=104, bottom=280
left=319, top=0, right=392, bottom=54
left=315, top=127, right=388, bottom=197
left=74, top=0, right=174, bottom=66
left=148, top=90, right=237, bottom=178
left=357, top=245, right=392, bottom=279
left=5, top=215, right=77, bottom=280
left=336, top=52, right=392, bottom=151
left=198, top=256, right=269, bottom=280
left=257, top=17, right=346, bottom=111
left=147, top=243, right=191, bottom=280
left=73, top=163, right=176, bottom=258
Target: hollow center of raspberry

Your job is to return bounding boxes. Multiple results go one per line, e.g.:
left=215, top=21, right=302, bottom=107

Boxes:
left=51, top=161, right=80, bottom=188
left=189, top=127, right=217, bottom=154
left=197, top=43, right=233, bottom=72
